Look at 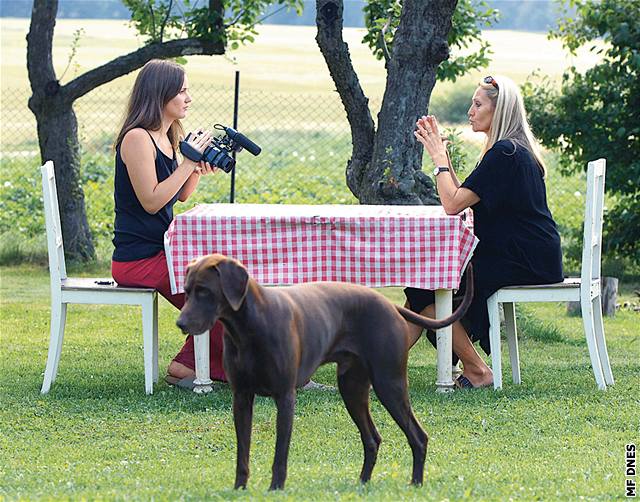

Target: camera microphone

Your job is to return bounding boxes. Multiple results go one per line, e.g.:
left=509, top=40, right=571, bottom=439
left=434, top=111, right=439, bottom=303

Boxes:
left=224, top=127, right=262, bottom=156
left=179, top=125, right=261, bottom=174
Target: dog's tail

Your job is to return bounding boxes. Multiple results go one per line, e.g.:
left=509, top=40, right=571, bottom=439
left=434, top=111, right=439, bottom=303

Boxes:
left=396, top=263, right=474, bottom=330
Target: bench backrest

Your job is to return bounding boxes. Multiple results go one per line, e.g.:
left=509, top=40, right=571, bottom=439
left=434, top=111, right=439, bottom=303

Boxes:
left=581, top=159, right=606, bottom=288
left=41, top=161, right=67, bottom=288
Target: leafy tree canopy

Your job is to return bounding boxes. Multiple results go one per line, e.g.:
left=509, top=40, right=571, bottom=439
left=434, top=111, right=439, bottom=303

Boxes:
left=362, top=0, right=498, bottom=81
left=123, top=0, right=303, bottom=48
left=522, top=0, right=639, bottom=264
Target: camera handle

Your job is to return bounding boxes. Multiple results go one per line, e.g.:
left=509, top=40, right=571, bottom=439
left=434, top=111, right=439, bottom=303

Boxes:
left=179, top=140, right=203, bottom=163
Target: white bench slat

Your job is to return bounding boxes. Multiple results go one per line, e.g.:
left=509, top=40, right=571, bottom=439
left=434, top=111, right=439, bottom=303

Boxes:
left=499, top=278, right=581, bottom=290
left=61, top=278, right=156, bottom=293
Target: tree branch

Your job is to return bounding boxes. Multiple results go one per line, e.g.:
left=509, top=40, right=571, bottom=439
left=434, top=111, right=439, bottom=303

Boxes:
left=148, top=0, right=156, bottom=41
left=159, top=0, right=173, bottom=42
left=379, top=17, right=391, bottom=64
left=210, top=0, right=224, bottom=36
left=27, top=0, right=59, bottom=94
left=63, top=37, right=225, bottom=102
left=315, top=0, right=375, bottom=194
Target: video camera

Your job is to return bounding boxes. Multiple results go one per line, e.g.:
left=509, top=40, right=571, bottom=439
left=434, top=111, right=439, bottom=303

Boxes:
left=179, top=124, right=261, bottom=173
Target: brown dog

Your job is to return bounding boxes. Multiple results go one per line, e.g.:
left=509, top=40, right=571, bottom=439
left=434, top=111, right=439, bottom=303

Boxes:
left=176, top=253, right=473, bottom=490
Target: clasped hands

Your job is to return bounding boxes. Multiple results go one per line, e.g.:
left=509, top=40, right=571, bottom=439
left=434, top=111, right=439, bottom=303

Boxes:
left=414, top=115, right=449, bottom=167
left=184, top=129, right=218, bottom=175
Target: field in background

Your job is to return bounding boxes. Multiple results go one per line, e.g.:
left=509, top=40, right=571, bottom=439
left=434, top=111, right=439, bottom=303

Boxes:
left=0, top=18, right=604, bottom=154
left=1, top=18, right=603, bottom=137
left=0, top=19, right=603, bottom=270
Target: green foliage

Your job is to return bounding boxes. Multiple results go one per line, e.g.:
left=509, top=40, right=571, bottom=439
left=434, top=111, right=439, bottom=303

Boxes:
left=441, top=127, right=470, bottom=175
left=121, top=0, right=303, bottom=45
left=363, top=0, right=498, bottom=81
left=522, top=0, right=640, bottom=264
left=0, top=159, right=44, bottom=237
left=58, top=28, right=85, bottom=81
left=429, top=82, right=477, bottom=123
left=0, top=134, right=595, bottom=271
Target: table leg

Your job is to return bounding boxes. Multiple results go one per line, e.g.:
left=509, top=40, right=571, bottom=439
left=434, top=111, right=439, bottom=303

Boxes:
left=435, top=289, right=455, bottom=393
left=193, top=332, right=213, bottom=394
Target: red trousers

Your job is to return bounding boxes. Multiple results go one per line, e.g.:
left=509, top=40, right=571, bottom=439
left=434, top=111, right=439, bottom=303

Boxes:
left=112, top=250, right=226, bottom=381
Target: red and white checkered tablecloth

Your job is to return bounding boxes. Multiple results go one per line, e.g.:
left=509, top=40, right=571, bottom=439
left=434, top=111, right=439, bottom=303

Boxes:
left=164, top=203, right=477, bottom=295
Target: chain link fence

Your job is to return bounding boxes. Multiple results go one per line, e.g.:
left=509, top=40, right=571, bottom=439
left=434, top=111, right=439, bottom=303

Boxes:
left=0, top=82, right=584, bottom=265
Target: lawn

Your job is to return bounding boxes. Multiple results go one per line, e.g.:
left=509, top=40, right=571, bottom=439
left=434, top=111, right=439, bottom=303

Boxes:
left=0, top=264, right=638, bottom=500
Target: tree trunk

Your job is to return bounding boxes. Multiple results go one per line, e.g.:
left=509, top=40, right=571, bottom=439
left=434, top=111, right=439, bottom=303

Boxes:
left=316, top=0, right=457, bottom=205
left=31, top=95, right=95, bottom=260
left=27, top=0, right=224, bottom=262
left=601, top=276, right=619, bottom=316
left=27, top=0, right=94, bottom=261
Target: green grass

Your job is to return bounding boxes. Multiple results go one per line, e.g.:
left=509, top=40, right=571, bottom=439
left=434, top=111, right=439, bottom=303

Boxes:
left=1, top=265, right=638, bottom=500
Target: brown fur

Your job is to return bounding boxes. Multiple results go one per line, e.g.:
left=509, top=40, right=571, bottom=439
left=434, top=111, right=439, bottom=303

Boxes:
left=176, top=254, right=473, bottom=490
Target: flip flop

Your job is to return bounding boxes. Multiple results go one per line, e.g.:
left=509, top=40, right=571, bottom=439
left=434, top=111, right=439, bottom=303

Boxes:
left=454, top=375, right=492, bottom=390
left=164, top=375, right=197, bottom=391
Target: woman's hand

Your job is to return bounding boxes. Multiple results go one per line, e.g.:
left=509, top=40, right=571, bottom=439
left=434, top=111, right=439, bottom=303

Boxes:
left=187, top=129, right=213, bottom=153
left=184, top=129, right=213, bottom=171
left=194, top=161, right=218, bottom=175
left=414, top=115, right=448, bottom=167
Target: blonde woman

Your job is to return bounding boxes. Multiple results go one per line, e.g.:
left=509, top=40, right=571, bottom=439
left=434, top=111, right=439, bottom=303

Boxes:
left=406, top=75, right=563, bottom=389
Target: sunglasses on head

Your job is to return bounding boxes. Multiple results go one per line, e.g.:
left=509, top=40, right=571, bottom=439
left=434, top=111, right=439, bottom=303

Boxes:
left=483, top=76, right=498, bottom=90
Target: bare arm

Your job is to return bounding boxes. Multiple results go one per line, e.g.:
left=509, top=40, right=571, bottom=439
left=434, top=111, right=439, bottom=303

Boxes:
left=415, top=116, right=479, bottom=214
left=120, top=129, right=212, bottom=214
left=443, top=145, right=461, bottom=188
left=178, top=170, right=201, bottom=202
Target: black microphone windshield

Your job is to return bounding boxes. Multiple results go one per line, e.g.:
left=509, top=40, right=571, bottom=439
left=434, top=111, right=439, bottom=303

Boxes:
left=225, top=127, right=262, bottom=156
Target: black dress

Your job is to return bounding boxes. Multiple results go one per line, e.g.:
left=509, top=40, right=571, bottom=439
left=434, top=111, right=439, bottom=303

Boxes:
left=405, top=139, right=563, bottom=359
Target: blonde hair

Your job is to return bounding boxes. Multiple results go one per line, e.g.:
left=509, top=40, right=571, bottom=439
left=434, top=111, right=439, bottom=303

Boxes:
left=479, top=75, right=547, bottom=177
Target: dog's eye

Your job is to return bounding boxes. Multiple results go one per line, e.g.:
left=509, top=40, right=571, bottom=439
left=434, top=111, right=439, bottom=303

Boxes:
left=195, top=286, right=209, bottom=299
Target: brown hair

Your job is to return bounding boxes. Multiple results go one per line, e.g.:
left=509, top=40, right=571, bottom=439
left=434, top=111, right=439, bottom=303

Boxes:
left=115, top=59, right=186, bottom=151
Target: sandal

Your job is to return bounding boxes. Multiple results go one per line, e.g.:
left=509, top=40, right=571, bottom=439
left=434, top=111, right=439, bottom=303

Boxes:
left=164, top=375, right=197, bottom=391
left=454, top=375, right=492, bottom=390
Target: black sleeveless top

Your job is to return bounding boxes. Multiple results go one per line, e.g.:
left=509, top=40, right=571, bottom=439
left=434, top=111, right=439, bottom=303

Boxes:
left=112, top=131, right=180, bottom=262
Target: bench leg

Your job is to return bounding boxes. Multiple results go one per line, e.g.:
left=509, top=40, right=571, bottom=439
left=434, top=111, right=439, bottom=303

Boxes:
left=503, top=302, right=521, bottom=385
left=581, top=296, right=606, bottom=390
left=142, top=296, right=155, bottom=395
left=152, top=294, right=159, bottom=384
left=42, top=301, right=67, bottom=394
left=487, top=294, right=502, bottom=390
left=592, top=295, right=614, bottom=386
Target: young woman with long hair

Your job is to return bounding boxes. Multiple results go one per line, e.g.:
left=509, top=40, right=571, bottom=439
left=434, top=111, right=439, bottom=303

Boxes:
left=111, top=59, right=226, bottom=388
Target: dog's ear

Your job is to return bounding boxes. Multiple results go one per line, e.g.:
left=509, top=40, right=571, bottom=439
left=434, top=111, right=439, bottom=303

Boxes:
left=215, top=259, right=249, bottom=311
left=184, top=258, right=198, bottom=279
